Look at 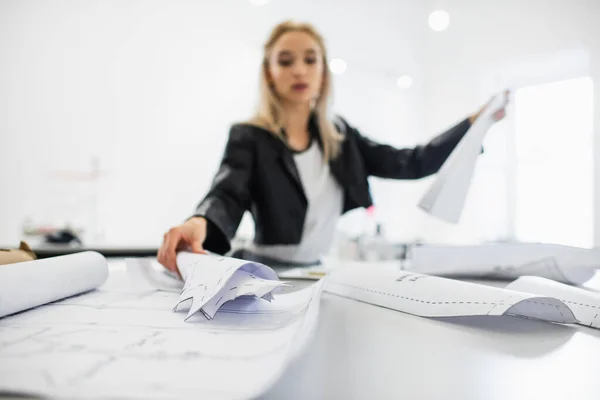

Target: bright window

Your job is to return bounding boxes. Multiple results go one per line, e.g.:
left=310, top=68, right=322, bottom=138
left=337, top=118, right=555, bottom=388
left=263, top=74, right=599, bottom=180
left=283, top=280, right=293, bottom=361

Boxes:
left=514, top=77, right=594, bottom=247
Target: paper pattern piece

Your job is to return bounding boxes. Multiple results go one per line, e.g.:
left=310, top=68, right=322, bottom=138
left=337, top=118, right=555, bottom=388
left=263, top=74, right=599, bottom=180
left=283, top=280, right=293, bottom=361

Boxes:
left=418, top=92, right=508, bottom=224
left=0, top=266, right=323, bottom=400
left=324, top=265, right=576, bottom=323
left=0, top=251, right=108, bottom=318
left=410, top=243, right=600, bottom=285
left=173, top=252, right=289, bottom=321
left=507, top=276, right=600, bottom=329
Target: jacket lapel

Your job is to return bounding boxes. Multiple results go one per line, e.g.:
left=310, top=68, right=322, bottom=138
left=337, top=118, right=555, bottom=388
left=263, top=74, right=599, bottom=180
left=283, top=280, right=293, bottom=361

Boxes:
left=329, top=154, right=346, bottom=187
left=280, top=149, right=304, bottom=194
left=267, top=134, right=305, bottom=201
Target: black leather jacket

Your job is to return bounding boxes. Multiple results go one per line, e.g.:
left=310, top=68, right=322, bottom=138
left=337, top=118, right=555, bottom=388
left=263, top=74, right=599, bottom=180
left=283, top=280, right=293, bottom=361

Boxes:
left=194, top=115, right=472, bottom=254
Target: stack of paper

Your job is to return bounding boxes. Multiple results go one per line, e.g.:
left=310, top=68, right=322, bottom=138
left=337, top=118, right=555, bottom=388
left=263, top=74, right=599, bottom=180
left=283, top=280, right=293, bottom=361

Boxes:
left=410, top=243, right=600, bottom=285
left=418, top=92, right=509, bottom=223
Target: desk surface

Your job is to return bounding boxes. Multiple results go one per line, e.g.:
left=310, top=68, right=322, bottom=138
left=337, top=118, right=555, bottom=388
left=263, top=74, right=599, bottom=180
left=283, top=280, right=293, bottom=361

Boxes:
left=264, top=280, right=600, bottom=400
left=3, top=260, right=600, bottom=400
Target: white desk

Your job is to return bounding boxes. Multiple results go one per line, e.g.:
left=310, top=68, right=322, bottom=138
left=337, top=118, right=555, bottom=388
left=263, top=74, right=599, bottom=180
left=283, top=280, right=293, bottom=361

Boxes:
left=264, top=279, right=600, bottom=400
left=3, top=260, right=600, bottom=400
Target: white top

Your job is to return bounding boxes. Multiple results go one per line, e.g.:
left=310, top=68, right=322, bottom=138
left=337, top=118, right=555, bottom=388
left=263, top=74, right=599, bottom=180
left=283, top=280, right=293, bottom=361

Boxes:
left=248, top=140, right=343, bottom=264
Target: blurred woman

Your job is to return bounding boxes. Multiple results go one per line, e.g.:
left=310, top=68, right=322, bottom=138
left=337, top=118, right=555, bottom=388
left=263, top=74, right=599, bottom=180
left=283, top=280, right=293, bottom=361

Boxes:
left=157, top=20, right=507, bottom=274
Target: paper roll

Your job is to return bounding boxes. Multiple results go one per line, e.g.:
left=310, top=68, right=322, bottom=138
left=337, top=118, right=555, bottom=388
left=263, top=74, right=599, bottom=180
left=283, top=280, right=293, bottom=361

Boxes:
left=0, top=251, right=108, bottom=318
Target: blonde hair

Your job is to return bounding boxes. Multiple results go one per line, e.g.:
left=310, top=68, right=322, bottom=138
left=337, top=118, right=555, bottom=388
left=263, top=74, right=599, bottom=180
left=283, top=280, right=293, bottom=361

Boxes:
left=249, top=20, right=343, bottom=161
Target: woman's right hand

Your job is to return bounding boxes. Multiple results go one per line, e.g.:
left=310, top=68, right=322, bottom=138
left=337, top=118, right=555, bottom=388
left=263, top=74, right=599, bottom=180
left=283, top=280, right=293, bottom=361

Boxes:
left=157, top=216, right=208, bottom=277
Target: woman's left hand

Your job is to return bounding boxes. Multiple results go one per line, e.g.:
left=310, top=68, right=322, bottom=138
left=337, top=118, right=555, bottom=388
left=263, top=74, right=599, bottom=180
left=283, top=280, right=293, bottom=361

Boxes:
left=469, top=89, right=510, bottom=124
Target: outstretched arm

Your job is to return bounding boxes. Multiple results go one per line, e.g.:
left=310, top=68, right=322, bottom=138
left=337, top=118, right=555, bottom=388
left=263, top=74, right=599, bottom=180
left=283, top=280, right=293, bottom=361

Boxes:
left=349, top=117, right=472, bottom=180
left=347, top=91, right=509, bottom=179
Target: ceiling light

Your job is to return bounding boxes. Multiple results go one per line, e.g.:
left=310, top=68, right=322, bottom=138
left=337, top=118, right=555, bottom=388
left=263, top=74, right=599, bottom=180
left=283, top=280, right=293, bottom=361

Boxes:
left=396, top=75, right=413, bottom=89
left=428, top=10, right=450, bottom=32
left=329, top=58, right=347, bottom=75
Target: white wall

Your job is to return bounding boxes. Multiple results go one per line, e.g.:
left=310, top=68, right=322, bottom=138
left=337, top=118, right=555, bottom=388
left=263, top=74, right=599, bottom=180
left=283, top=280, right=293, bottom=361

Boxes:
left=2, top=0, right=598, bottom=248
left=410, top=0, right=600, bottom=245
left=0, top=0, right=427, bottom=246
left=0, top=0, right=259, bottom=245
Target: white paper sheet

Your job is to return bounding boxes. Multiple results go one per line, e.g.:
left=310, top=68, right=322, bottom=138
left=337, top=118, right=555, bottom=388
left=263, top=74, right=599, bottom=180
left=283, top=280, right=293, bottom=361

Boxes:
left=0, top=251, right=108, bottom=318
left=173, top=252, right=288, bottom=321
left=418, top=92, right=509, bottom=224
left=410, top=243, right=600, bottom=285
left=0, top=266, right=323, bottom=400
left=506, top=276, right=600, bottom=329
left=324, top=264, right=576, bottom=323
left=125, top=257, right=183, bottom=293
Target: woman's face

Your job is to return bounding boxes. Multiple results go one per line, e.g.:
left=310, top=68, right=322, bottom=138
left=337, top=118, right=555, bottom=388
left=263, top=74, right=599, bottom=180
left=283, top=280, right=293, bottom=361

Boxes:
left=267, top=31, right=324, bottom=106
